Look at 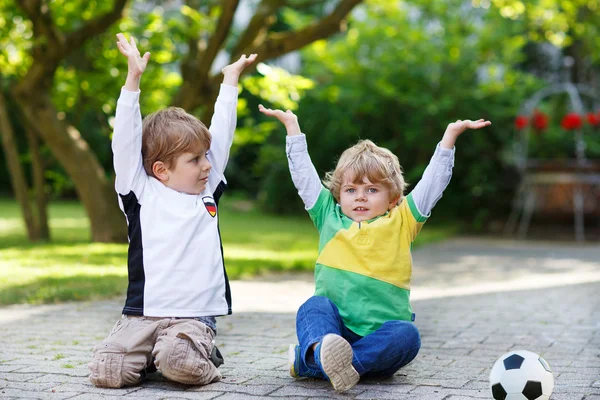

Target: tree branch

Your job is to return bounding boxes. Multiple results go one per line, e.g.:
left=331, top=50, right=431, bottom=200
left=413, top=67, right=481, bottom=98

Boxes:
left=17, top=0, right=45, bottom=33
left=196, top=0, right=241, bottom=79
left=175, top=0, right=241, bottom=110
left=15, top=0, right=128, bottom=93
left=64, top=0, right=129, bottom=56
left=249, top=0, right=362, bottom=62
left=17, top=0, right=62, bottom=54
left=231, top=0, right=285, bottom=58
left=209, top=0, right=362, bottom=86
left=287, top=0, right=325, bottom=10
left=176, top=0, right=363, bottom=113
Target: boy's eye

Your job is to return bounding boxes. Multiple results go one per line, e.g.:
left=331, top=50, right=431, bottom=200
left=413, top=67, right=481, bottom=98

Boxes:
left=367, top=188, right=378, bottom=193
left=191, top=157, right=199, bottom=163
left=205, top=151, right=210, bottom=156
left=345, top=188, right=355, bottom=193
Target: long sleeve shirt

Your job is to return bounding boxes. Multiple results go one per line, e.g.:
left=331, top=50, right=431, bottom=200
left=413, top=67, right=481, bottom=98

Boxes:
left=111, top=84, right=238, bottom=319
left=286, top=134, right=455, bottom=336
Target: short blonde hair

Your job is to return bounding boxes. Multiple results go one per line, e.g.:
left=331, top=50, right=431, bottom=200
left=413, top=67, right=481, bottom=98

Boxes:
left=141, top=107, right=211, bottom=177
left=323, top=139, right=406, bottom=204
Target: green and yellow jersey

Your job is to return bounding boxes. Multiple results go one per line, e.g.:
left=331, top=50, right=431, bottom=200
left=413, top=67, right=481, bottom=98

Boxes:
left=309, top=188, right=427, bottom=336
left=286, top=134, right=455, bottom=337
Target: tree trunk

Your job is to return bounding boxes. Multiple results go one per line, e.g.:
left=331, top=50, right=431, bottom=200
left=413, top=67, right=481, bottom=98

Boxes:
left=12, top=89, right=127, bottom=243
left=8, top=0, right=130, bottom=243
left=0, top=91, right=40, bottom=241
left=24, top=123, right=50, bottom=241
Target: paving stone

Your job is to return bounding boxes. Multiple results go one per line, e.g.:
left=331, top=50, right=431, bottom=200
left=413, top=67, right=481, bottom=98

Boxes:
left=0, top=238, right=598, bottom=399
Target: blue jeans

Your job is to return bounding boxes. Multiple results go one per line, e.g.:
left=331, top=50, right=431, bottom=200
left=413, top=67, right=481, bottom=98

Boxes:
left=296, top=296, right=421, bottom=378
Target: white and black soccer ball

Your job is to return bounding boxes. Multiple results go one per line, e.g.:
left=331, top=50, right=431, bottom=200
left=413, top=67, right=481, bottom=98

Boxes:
left=489, top=350, right=554, bottom=400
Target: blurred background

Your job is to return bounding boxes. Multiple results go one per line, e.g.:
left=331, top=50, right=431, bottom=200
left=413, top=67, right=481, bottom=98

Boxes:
left=1, top=0, right=599, bottom=305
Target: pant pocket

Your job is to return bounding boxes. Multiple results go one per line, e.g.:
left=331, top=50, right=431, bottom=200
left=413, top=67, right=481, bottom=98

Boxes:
left=89, top=341, right=127, bottom=388
left=166, top=331, right=209, bottom=375
left=155, top=330, right=221, bottom=385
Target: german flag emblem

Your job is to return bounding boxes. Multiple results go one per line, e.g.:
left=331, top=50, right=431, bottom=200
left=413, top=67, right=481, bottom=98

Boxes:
left=202, top=196, right=217, bottom=218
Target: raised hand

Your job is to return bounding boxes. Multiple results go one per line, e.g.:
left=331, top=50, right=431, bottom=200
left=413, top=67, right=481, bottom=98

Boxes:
left=440, top=118, right=491, bottom=149
left=258, top=104, right=301, bottom=136
left=116, top=33, right=150, bottom=78
left=222, top=54, right=258, bottom=86
left=445, top=119, right=491, bottom=137
left=222, top=54, right=258, bottom=77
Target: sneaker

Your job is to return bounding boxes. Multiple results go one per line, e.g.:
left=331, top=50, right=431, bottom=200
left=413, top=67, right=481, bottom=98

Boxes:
left=288, top=343, right=322, bottom=379
left=288, top=344, right=301, bottom=378
left=315, top=334, right=360, bottom=392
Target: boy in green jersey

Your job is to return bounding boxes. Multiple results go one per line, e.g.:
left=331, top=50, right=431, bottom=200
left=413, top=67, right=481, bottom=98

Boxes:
left=259, top=104, right=490, bottom=391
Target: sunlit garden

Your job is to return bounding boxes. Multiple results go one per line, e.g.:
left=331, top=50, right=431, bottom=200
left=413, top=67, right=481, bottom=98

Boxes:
left=1, top=0, right=599, bottom=307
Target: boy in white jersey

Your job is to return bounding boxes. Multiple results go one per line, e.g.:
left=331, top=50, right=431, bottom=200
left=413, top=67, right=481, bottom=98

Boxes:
left=88, top=33, right=256, bottom=388
left=259, top=104, right=490, bottom=391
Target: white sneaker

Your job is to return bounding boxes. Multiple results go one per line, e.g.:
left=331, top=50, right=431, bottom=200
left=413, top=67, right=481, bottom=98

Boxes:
left=317, top=334, right=360, bottom=392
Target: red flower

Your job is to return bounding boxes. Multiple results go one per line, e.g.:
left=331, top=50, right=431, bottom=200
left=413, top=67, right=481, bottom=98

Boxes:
left=586, top=112, right=600, bottom=127
left=532, top=110, right=548, bottom=131
left=514, top=115, right=528, bottom=130
left=561, top=113, right=582, bottom=130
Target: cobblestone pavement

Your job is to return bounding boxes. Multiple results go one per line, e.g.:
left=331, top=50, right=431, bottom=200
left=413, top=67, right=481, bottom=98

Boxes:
left=1, top=237, right=599, bottom=399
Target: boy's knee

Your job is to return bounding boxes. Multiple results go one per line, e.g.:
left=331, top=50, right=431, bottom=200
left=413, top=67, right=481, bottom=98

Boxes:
left=382, top=320, right=421, bottom=348
left=153, top=329, right=221, bottom=385
left=300, top=296, right=335, bottom=312
left=407, top=323, right=421, bottom=347
left=88, top=342, right=143, bottom=388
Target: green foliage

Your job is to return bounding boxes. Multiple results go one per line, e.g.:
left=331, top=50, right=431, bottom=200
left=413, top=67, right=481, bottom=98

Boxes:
left=1, top=1, right=222, bottom=197
left=256, top=144, right=305, bottom=214
left=225, top=67, right=315, bottom=196
left=1, top=0, right=319, bottom=200
left=0, top=2, right=32, bottom=78
left=2, top=0, right=599, bottom=228
left=244, top=64, right=315, bottom=112
left=485, top=0, right=600, bottom=59
left=253, top=0, right=543, bottom=221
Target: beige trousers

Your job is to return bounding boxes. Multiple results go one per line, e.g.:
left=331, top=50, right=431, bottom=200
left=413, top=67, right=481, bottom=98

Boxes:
left=88, top=316, right=221, bottom=388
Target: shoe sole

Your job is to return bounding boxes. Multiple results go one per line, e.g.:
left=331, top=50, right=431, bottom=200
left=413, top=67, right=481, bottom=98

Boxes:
left=288, top=344, right=299, bottom=378
left=319, top=334, right=359, bottom=392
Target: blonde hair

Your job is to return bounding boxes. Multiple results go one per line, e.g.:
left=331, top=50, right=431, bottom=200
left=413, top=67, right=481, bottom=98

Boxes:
left=141, top=107, right=211, bottom=177
left=323, top=139, right=406, bottom=204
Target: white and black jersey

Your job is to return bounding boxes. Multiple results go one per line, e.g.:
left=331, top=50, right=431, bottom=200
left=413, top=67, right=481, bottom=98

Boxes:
left=112, top=85, right=238, bottom=318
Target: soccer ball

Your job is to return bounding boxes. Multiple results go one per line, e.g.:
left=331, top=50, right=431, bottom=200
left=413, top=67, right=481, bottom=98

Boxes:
left=489, top=350, right=554, bottom=400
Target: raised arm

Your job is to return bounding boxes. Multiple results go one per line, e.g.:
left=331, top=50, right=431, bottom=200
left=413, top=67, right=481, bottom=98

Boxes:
left=208, top=54, right=257, bottom=180
left=258, top=105, right=322, bottom=209
left=112, top=33, right=151, bottom=195
left=411, top=118, right=491, bottom=216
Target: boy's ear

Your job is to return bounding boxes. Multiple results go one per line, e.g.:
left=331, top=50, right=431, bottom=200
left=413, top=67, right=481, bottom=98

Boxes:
left=389, top=195, right=401, bottom=209
left=152, top=161, right=169, bottom=181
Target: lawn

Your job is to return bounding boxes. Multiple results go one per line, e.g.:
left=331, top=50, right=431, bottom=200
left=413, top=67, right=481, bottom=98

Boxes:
left=0, top=197, right=458, bottom=305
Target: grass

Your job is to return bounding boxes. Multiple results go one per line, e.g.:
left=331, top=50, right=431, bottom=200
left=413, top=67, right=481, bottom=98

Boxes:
left=0, top=197, right=458, bottom=305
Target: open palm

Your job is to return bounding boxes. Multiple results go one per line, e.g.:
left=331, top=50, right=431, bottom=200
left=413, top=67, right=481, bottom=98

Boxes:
left=258, top=105, right=297, bottom=125
left=258, top=104, right=301, bottom=136
left=116, top=33, right=150, bottom=76
left=222, top=54, right=258, bottom=76
left=446, top=119, right=491, bottom=137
